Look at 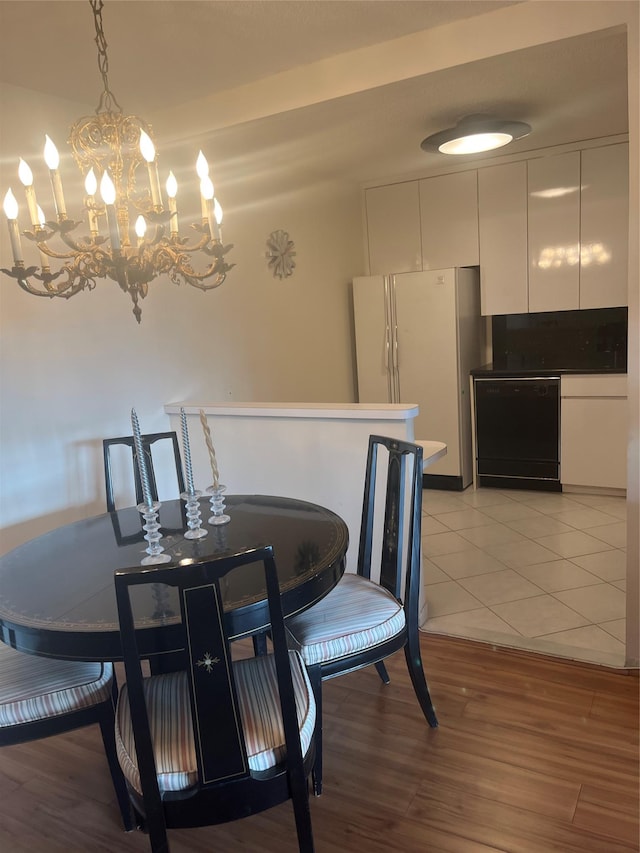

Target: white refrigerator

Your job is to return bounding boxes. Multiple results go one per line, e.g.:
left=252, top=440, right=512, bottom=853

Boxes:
left=352, top=268, right=483, bottom=489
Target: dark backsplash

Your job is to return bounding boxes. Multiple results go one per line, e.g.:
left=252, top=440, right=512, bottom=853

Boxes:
left=492, top=307, right=628, bottom=371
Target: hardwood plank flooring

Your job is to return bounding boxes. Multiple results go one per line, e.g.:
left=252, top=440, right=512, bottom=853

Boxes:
left=0, top=635, right=637, bottom=852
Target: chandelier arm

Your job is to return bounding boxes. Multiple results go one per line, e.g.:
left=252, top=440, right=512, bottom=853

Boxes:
left=1, top=265, right=95, bottom=299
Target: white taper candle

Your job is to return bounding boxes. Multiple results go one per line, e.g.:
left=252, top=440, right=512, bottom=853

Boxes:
left=130, top=408, right=153, bottom=508
left=180, top=407, right=195, bottom=495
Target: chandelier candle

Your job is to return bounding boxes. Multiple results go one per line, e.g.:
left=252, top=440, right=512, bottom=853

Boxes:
left=18, top=160, right=40, bottom=228
left=180, top=408, right=196, bottom=496
left=3, top=191, right=23, bottom=264
left=43, top=136, right=67, bottom=218
left=199, top=409, right=220, bottom=488
left=130, top=408, right=153, bottom=509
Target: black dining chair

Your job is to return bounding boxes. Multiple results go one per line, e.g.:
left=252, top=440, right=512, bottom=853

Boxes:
left=114, top=545, right=316, bottom=853
left=286, top=434, right=438, bottom=795
left=103, top=431, right=185, bottom=512
left=0, top=642, right=133, bottom=829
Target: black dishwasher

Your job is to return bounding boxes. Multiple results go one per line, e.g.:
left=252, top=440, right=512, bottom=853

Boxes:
left=474, top=377, right=561, bottom=491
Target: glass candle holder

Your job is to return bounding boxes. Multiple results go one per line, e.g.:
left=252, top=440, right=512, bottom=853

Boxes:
left=206, top=484, right=230, bottom=525
left=181, top=491, right=208, bottom=539
left=137, top=501, right=172, bottom=565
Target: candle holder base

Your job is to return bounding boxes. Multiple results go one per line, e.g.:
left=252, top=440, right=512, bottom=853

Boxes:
left=138, top=502, right=172, bottom=565
left=181, top=491, right=208, bottom=539
left=206, top=484, right=230, bottom=525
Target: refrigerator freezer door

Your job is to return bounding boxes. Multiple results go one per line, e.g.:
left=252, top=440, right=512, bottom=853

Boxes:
left=353, top=275, right=393, bottom=403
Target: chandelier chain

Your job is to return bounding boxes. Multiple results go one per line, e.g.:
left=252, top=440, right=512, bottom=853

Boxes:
left=91, top=0, right=122, bottom=114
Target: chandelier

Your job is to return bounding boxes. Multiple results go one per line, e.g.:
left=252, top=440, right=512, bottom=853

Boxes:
left=1, top=0, right=234, bottom=323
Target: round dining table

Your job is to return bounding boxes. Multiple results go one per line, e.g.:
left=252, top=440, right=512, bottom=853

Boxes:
left=0, top=494, right=348, bottom=662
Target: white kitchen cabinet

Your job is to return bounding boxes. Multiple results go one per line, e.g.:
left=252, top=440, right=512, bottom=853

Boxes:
left=528, top=151, right=581, bottom=313
left=580, top=143, right=629, bottom=309
left=365, top=182, right=422, bottom=275
left=560, top=374, right=627, bottom=490
left=419, top=170, right=479, bottom=270
left=477, top=161, right=528, bottom=316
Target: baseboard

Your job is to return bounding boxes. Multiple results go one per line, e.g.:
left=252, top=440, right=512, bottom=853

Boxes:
left=477, top=474, right=562, bottom=492
left=423, top=473, right=465, bottom=491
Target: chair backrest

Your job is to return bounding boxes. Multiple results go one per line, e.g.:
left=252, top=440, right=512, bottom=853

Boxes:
left=114, top=545, right=307, bottom=814
left=103, top=431, right=185, bottom=512
left=357, top=434, right=423, bottom=619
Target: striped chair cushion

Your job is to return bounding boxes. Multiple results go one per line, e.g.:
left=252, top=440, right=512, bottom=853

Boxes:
left=115, top=650, right=315, bottom=795
left=0, top=643, right=113, bottom=727
left=286, top=573, right=406, bottom=667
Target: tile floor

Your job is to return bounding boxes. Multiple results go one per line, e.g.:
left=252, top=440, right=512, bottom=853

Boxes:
left=420, top=486, right=628, bottom=667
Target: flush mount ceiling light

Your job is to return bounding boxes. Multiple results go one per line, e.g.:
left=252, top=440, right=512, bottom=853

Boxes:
left=421, top=114, right=531, bottom=156
left=1, top=0, right=234, bottom=323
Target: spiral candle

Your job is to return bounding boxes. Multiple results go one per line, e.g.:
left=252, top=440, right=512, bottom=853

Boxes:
left=130, top=408, right=153, bottom=508
left=199, top=409, right=219, bottom=488
left=180, top=407, right=196, bottom=495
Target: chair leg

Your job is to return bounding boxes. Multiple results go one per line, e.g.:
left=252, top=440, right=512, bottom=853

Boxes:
left=404, top=636, right=438, bottom=728
left=253, top=631, right=268, bottom=656
left=308, top=665, right=323, bottom=796
left=289, top=760, right=316, bottom=852
left=374, top=660, right=390, bottom=684
left=98, top=708, right=136, bottom=831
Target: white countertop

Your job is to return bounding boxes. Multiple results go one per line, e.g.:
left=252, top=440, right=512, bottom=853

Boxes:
left=165, top=402, right=419, bottom=420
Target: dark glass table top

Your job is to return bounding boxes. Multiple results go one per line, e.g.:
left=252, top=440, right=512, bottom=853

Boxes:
left=0, top=495, right=348, bottom=661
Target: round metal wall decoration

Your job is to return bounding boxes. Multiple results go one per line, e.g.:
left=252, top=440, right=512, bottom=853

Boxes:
left=266, top=229, right=296, bottom=279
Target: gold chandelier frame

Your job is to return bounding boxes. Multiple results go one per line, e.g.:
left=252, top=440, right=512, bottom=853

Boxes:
left=2, top=0, right=234, bottom=323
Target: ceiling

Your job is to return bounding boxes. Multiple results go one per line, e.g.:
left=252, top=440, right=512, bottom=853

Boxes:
left=0, top=1, right=630, bottom=186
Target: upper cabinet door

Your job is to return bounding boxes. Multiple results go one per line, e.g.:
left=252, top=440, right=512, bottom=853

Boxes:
left=580, top=143, right=629, bottom=309
left=365, top=182, right=422, bottom=275
left=478, top=161, right=528, bottom=316
left=527, top=151, right=581, bottom=313
left=419, top=171, right=479, bottom=269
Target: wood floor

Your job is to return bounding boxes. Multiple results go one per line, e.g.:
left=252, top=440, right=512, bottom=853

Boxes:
left=0, top=634, right=638, bottom=852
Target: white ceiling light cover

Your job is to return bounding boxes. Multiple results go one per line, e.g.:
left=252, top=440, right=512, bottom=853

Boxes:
left=421, top=115, right=531, bottom=155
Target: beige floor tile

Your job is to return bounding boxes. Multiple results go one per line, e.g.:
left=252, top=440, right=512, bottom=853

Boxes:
left=424, top=607, right=520, bottom=638
left=588, top=522, right=627, bottom=548
left=554, top=583, right=626, bottom=623
left=479, top=502, right=545, bottom=523
left=567, top=493, right=626, bottom=512
left=534, top=530, right=613, bottom=558
left=423, top=580, right=483, bottom=617
left=423, top=494, right=466, bottom=515
left=432, top=507, right=495, bottom=531
left=458, top=570, right=543, bottom=605
left=491, top=594, right=590, bottom=637
left=515, top=494, right=586, bottom=513
left=505, top=515, right=575, bottom=539
left=588, top=502, right=627, bottom=520
left=514, top=559, right=602, bottom=592
left=458, top=523, right=526, bottom=548
left=612, top=578, right=627, bottom=591
left=458, top=490, right=518, bottom=508
left=422, top=515, right=451, bottom=535
left=599, top=618, right=626, bottom=642
left=484, top=539, right=560, bottom=568
left=535, top=624, right=625, bottom=655
left=570, top=549, right=627, bottom=581
left=423, top=530, right=478, bottom=557
left=422, top=558, right=450, bottom=585
left=545, top=507, right=621, bottom=529
left=431, top=549, right=508, bottom=580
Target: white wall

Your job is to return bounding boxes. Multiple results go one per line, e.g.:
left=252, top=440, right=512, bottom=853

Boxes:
left=0, top=82, right=362, bottom=553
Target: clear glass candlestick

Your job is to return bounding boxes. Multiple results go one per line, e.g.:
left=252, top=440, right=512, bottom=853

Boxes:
left=206, top=484, right=230, bottom=525
left=181, top=491, right=208, bottom=539
left=138, top=501, right=172, bottom=564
